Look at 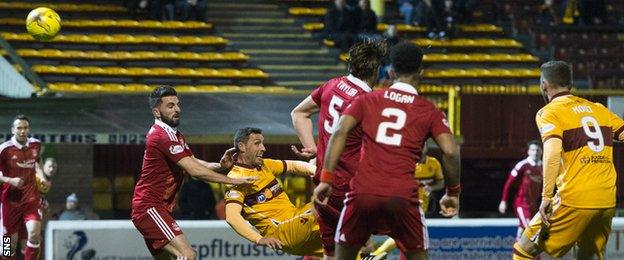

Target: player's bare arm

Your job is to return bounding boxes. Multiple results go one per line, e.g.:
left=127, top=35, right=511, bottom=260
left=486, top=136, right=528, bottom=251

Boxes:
left=539, top=137, right=562, bottom=227
left=195, top=147, right=238, bottom=174
left=177, top=157, right=257, bottom=185
left=433, top=132, right=461, bottom=217
left=0, top=176, right=23, bottom=188
left=224, top=202, right=284, bottom=250
left=313, top=115, right=358, bottom=206
left=283, top=160, right=317, bottom=177
left=291, top=96, right=320, bottom=159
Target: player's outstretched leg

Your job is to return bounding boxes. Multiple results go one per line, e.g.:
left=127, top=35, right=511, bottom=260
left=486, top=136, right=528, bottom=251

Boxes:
left=24, top=220, right=42, bottom=260
left=335, top=244, right=360, bottom=260
left=512, top=235, right=541, bottom=260
left=159, top=234, right=196, bottom=260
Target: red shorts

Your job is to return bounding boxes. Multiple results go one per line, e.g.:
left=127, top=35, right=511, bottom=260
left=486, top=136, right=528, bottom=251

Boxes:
left=131, top=206, right=183, bottom=256
left=336, top=193, right=428, bottom=253
left=514, top=205, right=533, bottom=228
left=1, top=199, right=42, bottom=235
left=314, top=188, right=346, bottom=256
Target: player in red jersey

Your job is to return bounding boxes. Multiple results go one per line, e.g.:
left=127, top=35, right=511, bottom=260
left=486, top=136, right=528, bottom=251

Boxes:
left=498, top=140, right=543, bottom=240
left=0, top=115, right=49, bottom=260
left=291, top=40, right=387, bottom=259
left=131, top=86, right=256, bottom=259
left=313, top=42, right=461, bottom=260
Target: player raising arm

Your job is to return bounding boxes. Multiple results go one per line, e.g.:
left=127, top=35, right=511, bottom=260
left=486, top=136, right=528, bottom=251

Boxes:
left=313, top=42, right=460, bottom=260
left=131, top=86, right=255, bottom=260
left=224, top=127, right=323, bottom=257
left=512, top=61, right=624, bottom=260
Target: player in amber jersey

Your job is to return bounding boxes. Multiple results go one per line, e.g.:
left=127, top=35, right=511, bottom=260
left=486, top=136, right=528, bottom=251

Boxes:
left=291, top=40, right=387, bottom=259
left=513, top=61, right=624, bottom=260
left=0, top=115, right=49, bottom=260
left=224, top=127, right=323, bottom=256
left=499, top=140, right=542, bottom=240
left=131, top=86, right=255, bottom=259
left=314, top=42, right=461, bottom=260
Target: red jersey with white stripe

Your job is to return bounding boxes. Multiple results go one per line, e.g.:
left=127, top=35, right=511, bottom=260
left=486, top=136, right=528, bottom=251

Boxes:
left=311, top=74, right=371, bottom=191
left=343, top=83, right=452, bottom=200
left=132, top=120, right=193, bottom=216
left=501, top=158, right=542, bottom=212
left=0, top=137, right=41, bottom=204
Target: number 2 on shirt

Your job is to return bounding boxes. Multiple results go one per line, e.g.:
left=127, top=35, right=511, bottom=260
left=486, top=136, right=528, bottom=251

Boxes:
left=376, top=108, right=407, bottom=146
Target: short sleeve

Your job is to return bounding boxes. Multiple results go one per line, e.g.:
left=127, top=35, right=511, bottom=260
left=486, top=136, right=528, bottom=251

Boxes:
left=224, top=189, right=245, bottom=205
left=343, top=95, right=365, bottom=122
left=536, top=108, right=562, bottom=142
left=430, top=110, right=452, bottom=137
left=263, top=159, right=286, bottom=176
left=310, top=84, right=324, bottom=105
left=153, top=133, right=193, bottom=163
left=431, top=158, right=444, bottom=180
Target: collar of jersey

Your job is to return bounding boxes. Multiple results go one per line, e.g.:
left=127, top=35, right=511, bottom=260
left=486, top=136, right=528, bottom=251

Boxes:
left=550, top=91, right=571, bottom=102
left=11, top=136, right=29, bottom=149
left=154, top=119, right=177, bottom=133
left=346, top=74, right=372, bottom=92
left=234, top=162, right=261, bottom=170
left=389, top=82, right=419, bottom=94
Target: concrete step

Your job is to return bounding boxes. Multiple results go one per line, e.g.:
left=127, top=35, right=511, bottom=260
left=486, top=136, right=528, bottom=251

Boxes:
left=252, top=56, right=337, bottom=65
left=206, top=10, right=287, bottom=19
left=216, top=25, right=303, bottom=33
left=206, top=3, right=280, bottom=10
left=207, top=18, right=296, bottom=25
left=231, top=40, right=320, bottom=49
left=276, top=80, right=326, bottom=89
left=261, top=64, right=346, bottom=71
left=223, top=33, right=314, bottom=40
left=241, top=49, right=330, bottom=55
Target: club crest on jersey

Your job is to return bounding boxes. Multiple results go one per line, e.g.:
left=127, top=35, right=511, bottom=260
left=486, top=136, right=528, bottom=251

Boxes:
left=169, top=145, right=184, bottom=155
left=257, top=193, right=267, bottom=203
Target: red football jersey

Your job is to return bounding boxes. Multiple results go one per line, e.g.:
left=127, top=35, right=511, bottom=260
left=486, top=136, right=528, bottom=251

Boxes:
left=501, top=158, right=543, bottom=213
left=0, top=137, right=41, bottom=204
left=132, top=120, right=193, bottom=216
left=343, top=83, right=452, bottom=200
left=311, top=74, right=371, bottom=191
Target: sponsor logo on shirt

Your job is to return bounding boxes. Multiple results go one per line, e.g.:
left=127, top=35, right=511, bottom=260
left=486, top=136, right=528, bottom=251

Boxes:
left=226, top=190, right=241, bottom=199
left=169, top=145, right=184, bottom=155
left=16, top=159, right=36, bottom=169
left=257, top=193, right=266, bottom=203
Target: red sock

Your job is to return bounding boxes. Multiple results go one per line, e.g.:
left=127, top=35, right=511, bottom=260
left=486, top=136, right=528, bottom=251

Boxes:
left=24, top=241, right=40, bottom=260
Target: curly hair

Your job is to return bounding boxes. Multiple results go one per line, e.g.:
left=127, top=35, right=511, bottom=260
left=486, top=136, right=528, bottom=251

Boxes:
left=390, top=41, right=424, bottom=76
left=347, top=40, right=388, bottom=80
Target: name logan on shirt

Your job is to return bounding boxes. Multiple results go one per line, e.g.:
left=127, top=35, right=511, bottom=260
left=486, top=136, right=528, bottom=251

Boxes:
left=384, top=91, right=415, bottom=104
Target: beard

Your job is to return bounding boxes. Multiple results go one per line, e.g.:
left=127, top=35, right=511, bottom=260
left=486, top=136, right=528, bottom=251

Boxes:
left=161, top=114, right=180, bottom=127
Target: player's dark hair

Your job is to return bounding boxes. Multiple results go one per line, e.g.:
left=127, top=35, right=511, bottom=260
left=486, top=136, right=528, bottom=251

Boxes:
left=540, top=61, right=572, bottom=89
left=233, top=127, right=263, bottom=149
left=347, top=39, right=388, bottom=81
left=390, top=41, right=424, bottom=76
left=149, top=85, right=177, bottom=109
left=12, top=114, right=30, bottom=125
left=527, top=140, right=542, bottom=148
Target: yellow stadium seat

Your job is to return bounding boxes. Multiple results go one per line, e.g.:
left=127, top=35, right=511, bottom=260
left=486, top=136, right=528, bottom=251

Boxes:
left=114, top=176, right=135, bottom=193
left=93, top=177, right=113, bottom=193
left=118, top=19, right=140, bottom=27
left=102, top=67, right=127, bottom=75
left=82, top=66, right=106, bottom=74
left=172, top=68, right=198, bottom=76
left=178, top=52, right=201, bottom=60
left=197, top=68, right=219, bottom=77
left=323, top=39, right=335, bottom=47
left=93, top=193, right=113, bottom=211
left=116, top=193, right=133, bottom=210
left=133, top=51, right=157, bottom=59
left=101, top=83, right=126, bottom=92
left=108, top=51, right=133, bottom=59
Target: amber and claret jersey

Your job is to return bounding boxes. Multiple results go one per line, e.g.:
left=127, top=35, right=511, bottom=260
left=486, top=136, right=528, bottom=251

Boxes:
left=344, top=83, right=452, bottom=200
left=132, top=120, right=193, bottom=216
left=0, top=137, right=41, bottom=204
left=536, top=93, right=624, bottom=208
left=224, top=159, right=304, bottom=236
left=311, top=74, right=371, bottom=190
left=414, top=156, right=443, bottom=210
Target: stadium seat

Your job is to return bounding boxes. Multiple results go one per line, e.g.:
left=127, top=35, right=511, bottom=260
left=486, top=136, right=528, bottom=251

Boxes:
left=304, top=22, right=503, bottom=34
left=114, top=176, right=135, bottom=193
left=47, top=83, right=301, bottom=94
left=0, top=2, right=126, bottom=12
left=31, top=65, right=268, bottom=79
left=288, top=7, right=327, bottom=16
left=1, top=32, right=228, bottom=46
left=339, top=52, right=538, bottom=63
left=412, top=38, right=523, bottom=48
left=93, top=177, right=113, bottom=211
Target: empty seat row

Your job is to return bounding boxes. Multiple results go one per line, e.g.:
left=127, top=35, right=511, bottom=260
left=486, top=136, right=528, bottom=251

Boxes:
left=30, top=65, right=268, bottom=78
left=339, top=53, right=538, bottom=62
left=303, top=22, right=503, bottom=33
left=1, top=32, right=228, bottom=46
left=9, top=49, right=248, bottom=62
left=324, top=38, right=522, bottom=48
left=48, top=83, right=299, bottom=94
left=0, top=18, right=212, bottom=30
left=422, top=68, right=539, bottom=78
left=0, top=2, right=126, bottom=12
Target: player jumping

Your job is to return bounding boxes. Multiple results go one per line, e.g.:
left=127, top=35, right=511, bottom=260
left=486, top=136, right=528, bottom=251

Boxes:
left=290, top=40, right=387, bottom=259
left=512, top=61, right=624, bottom=259
left=131, top=86, right=255, bottom=259
left=313, top=42, right=461, bottom=260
